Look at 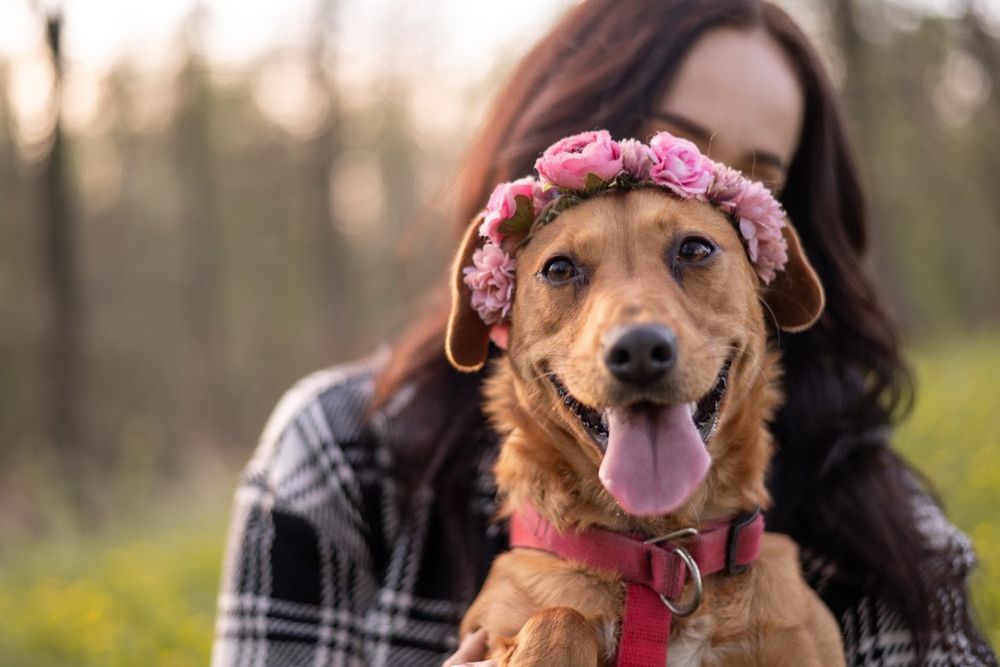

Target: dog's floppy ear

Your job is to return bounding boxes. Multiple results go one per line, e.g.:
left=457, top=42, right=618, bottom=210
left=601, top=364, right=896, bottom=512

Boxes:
left=446, top=218, right=491, bottom=371
left=762, top=221, right=825, bottom=332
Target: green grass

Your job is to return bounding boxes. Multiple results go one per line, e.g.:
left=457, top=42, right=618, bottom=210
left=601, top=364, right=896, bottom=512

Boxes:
left=0, top=333, right=997, bottom=663
left=0, top=511, right=227, bottom=666
left=896, top=331, right=1000, bottom=649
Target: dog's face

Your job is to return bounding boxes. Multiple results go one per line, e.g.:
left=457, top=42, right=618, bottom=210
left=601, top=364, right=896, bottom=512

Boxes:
left=509, top=188, right=768, bottom=516
left=448, top=187, right=823, bottom=522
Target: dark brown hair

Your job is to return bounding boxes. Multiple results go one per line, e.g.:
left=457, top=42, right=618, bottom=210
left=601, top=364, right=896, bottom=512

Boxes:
left=373, top=0, right=977, bottom=657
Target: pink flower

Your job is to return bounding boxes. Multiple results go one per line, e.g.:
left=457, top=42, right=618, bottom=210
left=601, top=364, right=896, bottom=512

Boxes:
left=479, top=177, right=539, bottom=245
left=620, top=139, right=655, bottom=180
left=464, top=130, right=797, bottom=329
left=753, top=239, right=789, bottom=284
left=647, top=131, right=714, bottom=200
left=733, top=181, right=788, bottom=283
left=707, top=164, right=746, bottom=213
left=463, top=242, right=517, bottom=325
left=534, top=130, right=624, bottom=190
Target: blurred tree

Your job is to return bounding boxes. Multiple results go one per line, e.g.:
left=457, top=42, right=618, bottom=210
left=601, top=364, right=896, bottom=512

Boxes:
left=374, top=78, right=417, bottom=321
left=826, top=0, right=1000, bottom=331
left=172, top=5, right=225, bottom=455
left=372, top=0, right=423, bottom=330
left=0, top=62, right=12, bottom=178
left=302, top=0, right=353, bottom=347
left=35, top=7, right=89, bottom=516
left=0, top=61, right=22, bottom=463
left=1, top=0, right=997, bottom=537
left=961, top=1, right=1000, bottom=91
left=958, top=1, right=1000, bottom=323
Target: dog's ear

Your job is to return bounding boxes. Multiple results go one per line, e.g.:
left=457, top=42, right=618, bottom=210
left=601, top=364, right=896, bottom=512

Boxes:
left=762, top=221, right=825, bottom=332
left=446, top=218, right=491, bottom=371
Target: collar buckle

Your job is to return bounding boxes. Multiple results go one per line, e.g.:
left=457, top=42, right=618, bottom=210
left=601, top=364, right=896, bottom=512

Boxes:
left=726, top=506, right=761, bottom=575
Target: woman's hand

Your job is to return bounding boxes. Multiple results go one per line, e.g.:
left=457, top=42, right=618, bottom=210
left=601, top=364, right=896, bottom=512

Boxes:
left=442, top=627, right=496, bottom=667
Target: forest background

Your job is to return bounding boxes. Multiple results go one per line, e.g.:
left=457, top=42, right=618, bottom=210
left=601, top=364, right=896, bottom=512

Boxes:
left=0, top=0, right=998, bottom=663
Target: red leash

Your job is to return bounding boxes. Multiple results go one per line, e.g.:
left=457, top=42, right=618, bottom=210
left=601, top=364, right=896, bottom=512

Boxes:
left=508, top=504, right=764, bottom=667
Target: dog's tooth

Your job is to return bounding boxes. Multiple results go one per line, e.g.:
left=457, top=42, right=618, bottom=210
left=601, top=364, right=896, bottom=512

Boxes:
left=688, top=402, right=697, bottom=416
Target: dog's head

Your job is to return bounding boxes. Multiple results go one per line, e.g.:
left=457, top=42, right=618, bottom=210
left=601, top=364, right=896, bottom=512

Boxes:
left=447, top=187, right=823, bottom=522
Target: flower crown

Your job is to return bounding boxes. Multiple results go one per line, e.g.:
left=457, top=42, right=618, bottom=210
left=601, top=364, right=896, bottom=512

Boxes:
left=463, top=129, right=789, bottom=326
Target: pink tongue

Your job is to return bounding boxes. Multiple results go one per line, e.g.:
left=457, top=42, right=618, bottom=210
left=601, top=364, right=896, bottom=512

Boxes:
left=598, top=404, right=710, bottom=516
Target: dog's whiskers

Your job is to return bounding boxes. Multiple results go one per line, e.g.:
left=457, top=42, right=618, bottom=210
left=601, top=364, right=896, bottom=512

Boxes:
left=756, top=294, right=781, bottom=340
left=694, top=339, right=770, bottom=390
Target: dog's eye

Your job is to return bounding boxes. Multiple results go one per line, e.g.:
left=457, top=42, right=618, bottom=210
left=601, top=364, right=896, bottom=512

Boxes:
left=541, top=257, right=579, bottom=284
left=677, top=238, right=715, bottom=263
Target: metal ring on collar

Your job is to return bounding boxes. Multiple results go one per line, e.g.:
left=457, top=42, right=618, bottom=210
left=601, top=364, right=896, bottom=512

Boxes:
left=659, top=545, right=703, bottom=617
left=643, top=528, right=704, bottom=617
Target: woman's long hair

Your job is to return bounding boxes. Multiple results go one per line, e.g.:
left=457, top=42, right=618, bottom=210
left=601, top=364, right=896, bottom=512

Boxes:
left=372, top=0, right=964, bottom=656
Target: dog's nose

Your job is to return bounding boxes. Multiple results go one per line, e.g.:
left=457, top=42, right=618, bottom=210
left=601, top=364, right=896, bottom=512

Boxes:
left=603, top=324, right=677, bottom=385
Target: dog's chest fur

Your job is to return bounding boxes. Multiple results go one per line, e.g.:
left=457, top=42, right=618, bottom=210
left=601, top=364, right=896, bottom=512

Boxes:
left=666, top=618, right=715, bottom=667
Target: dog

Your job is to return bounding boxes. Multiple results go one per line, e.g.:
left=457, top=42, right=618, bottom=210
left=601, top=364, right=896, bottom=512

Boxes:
left=445, top=186, right=844, bottom=666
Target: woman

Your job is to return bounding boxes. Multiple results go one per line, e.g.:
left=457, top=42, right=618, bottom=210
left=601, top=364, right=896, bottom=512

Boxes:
left=212, top=1, right=996, bottom=665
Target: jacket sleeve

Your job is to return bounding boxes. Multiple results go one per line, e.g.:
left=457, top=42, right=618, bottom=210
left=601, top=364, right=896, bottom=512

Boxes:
left=211, top=361, right=390, bottom=667
left=804, top=487, right=997, bottom=666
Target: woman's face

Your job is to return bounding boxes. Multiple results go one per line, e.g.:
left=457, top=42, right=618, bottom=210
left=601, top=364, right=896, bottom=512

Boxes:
left=647, top=26, right=804, bottom=195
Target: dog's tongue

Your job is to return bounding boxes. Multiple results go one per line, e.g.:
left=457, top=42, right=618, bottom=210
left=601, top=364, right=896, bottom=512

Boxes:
left=599, top=404, right=710, bottom=516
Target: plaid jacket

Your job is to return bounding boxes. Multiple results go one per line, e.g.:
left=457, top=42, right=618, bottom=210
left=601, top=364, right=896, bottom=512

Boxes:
left=212, top=357, right=997, bottom=666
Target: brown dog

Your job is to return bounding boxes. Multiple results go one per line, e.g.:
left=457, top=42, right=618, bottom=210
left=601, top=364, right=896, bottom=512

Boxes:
left=446, top=188, right=844, bottom=666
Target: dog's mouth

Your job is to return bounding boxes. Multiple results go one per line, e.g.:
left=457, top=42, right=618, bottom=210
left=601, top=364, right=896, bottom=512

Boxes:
left=548, top=357, right=732, bottom=450
left=548, top=356, right=733, bottom=517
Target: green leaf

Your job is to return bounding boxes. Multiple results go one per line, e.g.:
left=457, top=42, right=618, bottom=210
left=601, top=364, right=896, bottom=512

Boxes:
left=583, top=173, right=607, bottom=192
left=608, top=173, right=642, bottom=191
left=528, top=193, right=582, bottom=234
left=499, top=194, right=536, bottom=235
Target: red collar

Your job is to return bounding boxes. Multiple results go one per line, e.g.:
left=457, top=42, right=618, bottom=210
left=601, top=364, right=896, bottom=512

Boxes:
left=509, top=503, right=765, bottom=667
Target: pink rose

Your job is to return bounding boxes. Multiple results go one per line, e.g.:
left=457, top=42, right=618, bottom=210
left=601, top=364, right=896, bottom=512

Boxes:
left=733, top=181, right=788, bottom=283
left=463, top=129, right=795, bottom=331
left=534, top=130, right=624, bottom=190
left=479, top=177, right=539, bottom=245
left=620, top=139, right=655, bottom=180
left=707, top=164, right=746, bottom=213
left=463, top=242, right=517, bottom=324
left=648, top=131, right=714, bottom=200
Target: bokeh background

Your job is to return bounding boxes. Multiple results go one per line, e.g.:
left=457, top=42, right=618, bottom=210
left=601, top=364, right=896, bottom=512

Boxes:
left=1, top=0, right=998, bottom=663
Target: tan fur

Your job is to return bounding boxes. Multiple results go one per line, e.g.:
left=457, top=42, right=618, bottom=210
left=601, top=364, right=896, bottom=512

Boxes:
left=451, top=189, right=843, bottom=666
left=447, top=212, right=492, bottom=371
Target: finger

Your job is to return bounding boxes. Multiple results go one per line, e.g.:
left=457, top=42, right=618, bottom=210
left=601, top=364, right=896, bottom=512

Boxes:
left=443, top=628, right=489, bottom=666
left=442, top=627, right=489, bottom=666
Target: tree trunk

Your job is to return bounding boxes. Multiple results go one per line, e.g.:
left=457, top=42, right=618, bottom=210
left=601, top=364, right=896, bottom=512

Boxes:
left=39, top=12, right=88, bottom=515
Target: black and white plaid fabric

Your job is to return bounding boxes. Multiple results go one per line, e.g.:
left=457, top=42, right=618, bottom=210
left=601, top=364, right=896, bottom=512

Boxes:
left=212, top=357, right=997, bottom=666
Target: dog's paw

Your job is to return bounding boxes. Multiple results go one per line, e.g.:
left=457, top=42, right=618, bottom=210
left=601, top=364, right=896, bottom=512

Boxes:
left=497, top=607, right=602, bottom=667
